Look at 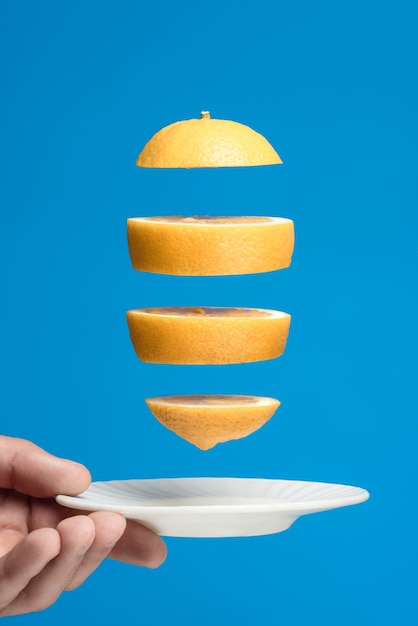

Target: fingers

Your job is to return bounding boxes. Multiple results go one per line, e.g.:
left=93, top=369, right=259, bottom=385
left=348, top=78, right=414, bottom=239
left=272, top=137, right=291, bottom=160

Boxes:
left=65, top=512, right=127, bottom=590
left=31, top=503, right=167, bottom=570
left=109, top=520, right=167, bottom=568
left=2, top=516, right=95, bottom=617
left=0, top=527, right=61, bottom=616
left=0, top=435, right=91, bottom=498
left=0, top=513, right=167, bottom=616
left=65, top=514, right=166, bottom=589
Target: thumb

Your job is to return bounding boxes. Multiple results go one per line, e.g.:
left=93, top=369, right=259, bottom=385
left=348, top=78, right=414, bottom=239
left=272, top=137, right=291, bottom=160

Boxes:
left=0, top=436, right=91, bottom=498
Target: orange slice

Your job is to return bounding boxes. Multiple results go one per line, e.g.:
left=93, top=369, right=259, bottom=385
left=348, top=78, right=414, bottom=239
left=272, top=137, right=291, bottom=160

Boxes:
left=136, top=111, right=282, bottom=168
left=127, top=216, right=294, bottom=276
left=146, top=394, right=281, bottom=450
left=126, top=306, right=291, bottom=365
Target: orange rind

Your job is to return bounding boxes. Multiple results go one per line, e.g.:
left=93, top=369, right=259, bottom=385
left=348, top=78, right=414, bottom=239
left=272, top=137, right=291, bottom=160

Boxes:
left=127, top=215, right=294, bottom=276
left=136, top=111, right=282, bottom=168
left=126, top=306, right=291, bottom=365
left=146, top=394, right=281, bottom=450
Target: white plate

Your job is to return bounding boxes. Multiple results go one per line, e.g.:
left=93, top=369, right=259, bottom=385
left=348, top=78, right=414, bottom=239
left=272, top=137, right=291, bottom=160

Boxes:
left=56, top=478, right=369, bottom=538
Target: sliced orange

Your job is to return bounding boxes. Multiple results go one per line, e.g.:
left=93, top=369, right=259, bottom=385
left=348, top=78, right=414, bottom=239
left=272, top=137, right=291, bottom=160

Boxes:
left=126, top=306, right=291, bottom=365
left=136, top=111, right=282, bottom=168
left=146, top=394, right=280, bottom=450
left=127, top=215, right=294, bottom=276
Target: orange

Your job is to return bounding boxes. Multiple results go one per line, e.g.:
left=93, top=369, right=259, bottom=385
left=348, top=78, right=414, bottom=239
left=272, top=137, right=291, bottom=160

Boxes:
left=127, top=215, right=294, bottom=276
left=126, top=306, right=291, bottom=365
left=145, top=394, right=281, bottom=450
left=136, top=111, right=282, bottom=168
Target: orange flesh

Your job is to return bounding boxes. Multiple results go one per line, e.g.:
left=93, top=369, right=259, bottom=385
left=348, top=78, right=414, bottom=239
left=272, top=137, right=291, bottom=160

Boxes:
left=155, top=394, right=267, bottom=406
left=145, top=216, right=275, bottom=224
left=141, top=307, right=276, bottom=318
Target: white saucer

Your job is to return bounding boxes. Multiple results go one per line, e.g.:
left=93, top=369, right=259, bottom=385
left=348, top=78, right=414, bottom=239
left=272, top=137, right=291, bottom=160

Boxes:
left=56, top=478, right=369, bottom=538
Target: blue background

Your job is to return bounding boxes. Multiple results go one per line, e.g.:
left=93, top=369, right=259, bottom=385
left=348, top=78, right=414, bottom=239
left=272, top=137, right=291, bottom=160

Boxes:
left=1, top=0, right=417, bottom=624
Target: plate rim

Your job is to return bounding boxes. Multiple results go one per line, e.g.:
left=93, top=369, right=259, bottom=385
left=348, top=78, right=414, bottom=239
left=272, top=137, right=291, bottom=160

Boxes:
left=56, top=477, right=370, bottom=515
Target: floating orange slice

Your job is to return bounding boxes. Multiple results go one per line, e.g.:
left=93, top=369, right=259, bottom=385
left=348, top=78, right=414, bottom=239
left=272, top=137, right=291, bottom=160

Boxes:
left=126, top=306, right=291, bottom=365
left=146, top=394, right=281, bottom=450
left=136, top=111, right=282, bottom=168
left=127, top=216, right=294, bottom=276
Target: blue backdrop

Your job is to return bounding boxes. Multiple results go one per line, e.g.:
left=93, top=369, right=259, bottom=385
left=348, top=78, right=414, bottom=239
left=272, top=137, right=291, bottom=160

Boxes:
left=1, top=1, right=417, bottom=624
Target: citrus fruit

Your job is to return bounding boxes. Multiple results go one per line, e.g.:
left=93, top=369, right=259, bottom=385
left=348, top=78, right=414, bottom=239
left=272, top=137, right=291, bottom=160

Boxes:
left=136, top=111, right=282, bottom=168
left=126, top=306, right=291, bottom=365
left=145, top=394, right=281, bottom=450
left=127, top=215, right=294, bottom=276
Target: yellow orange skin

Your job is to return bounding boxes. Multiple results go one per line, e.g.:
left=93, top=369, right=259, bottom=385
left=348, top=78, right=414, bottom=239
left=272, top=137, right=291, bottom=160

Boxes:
left=146, top=395, right=281, bottom=450
left=136, top=117, right=282, bottom=168
left=127, top=216, right=294, bottom=276
left=126, top=307, right=291, bottom=365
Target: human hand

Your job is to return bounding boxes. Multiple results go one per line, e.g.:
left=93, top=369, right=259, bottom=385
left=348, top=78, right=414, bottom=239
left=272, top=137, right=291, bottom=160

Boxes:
left=0, top=436, right=167, bottom=617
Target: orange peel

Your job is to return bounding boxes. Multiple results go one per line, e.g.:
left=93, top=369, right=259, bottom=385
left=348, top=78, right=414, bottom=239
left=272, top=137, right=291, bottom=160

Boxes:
left=126, top=306, right=291, bottom=365
left=146, top=394, right=280, bottom=450
left=127, top=215, right=294, bottom=276
left=136, top=111, right=282, bottom=168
